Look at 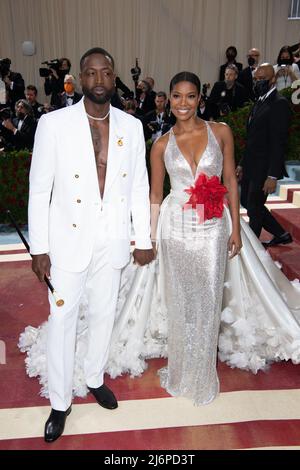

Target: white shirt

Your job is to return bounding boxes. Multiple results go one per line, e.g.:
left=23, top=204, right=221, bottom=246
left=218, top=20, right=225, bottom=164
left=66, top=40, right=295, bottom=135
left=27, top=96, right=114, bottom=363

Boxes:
left=258, top=85, right=276, bottom=103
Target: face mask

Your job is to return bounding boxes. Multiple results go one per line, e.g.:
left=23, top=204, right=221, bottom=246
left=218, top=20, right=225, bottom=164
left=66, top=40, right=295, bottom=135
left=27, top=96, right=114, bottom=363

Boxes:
left=280, top=59, right=290, bottom=66
left=248, top=57, right=256, bottom=67
left=64, top=83, right=74, bottom=94
left=253, top=79, right=270, bottom=98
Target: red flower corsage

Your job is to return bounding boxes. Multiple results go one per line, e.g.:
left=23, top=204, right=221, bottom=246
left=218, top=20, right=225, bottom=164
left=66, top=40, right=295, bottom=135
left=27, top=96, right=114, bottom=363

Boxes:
left=183, top=173, right=228, bottom=223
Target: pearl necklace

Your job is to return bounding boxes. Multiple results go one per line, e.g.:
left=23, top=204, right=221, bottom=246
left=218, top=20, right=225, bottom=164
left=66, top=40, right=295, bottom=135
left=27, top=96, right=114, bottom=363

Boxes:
left=86, top=109, right=110, bottom=121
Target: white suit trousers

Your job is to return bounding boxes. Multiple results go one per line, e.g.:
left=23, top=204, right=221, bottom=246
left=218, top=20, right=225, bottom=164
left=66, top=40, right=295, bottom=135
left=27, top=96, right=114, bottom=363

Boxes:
left=47, top=210, right=121, bottom=411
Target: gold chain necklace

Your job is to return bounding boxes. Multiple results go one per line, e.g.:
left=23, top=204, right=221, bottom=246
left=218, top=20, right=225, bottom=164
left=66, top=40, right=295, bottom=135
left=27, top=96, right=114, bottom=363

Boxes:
left=86, top=109, right=110, bottom=121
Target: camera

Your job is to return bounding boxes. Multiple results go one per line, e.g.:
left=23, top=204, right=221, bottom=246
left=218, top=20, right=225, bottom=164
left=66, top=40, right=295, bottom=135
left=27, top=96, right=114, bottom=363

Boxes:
left=218, top=102, right=231, bottom=116
left=37, top=104, right=56, bottom=115
left=148, top=121, right=161, bottom=132
left=131, top=58, right=141, bottom=83
left=148, top=120, right=171, bottom=136
left=0, top=58, right=11, bottom=79
left=39, top=59, right=60, bottom=78
left=202, top=83, right=210, bottom=100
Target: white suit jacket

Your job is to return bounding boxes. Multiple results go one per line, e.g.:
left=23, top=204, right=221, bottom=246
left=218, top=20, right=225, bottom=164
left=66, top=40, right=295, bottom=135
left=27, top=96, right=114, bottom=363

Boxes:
left=28, top=98, right=152, bottom=272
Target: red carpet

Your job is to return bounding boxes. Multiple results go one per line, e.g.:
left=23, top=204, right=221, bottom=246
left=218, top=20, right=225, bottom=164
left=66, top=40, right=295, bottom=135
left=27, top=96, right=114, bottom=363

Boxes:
left=1, top=200, right=300, bottom=450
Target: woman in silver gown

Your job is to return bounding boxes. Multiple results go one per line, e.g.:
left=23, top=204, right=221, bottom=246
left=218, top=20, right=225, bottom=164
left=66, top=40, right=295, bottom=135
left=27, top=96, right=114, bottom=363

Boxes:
left=149, top=72, right=241, bottom=404
left=19, top=74, right=300, bottom=405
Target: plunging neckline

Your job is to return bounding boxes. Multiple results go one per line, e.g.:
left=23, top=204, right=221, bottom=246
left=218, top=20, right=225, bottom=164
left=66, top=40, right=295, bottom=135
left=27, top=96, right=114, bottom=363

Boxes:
left=172, top=122, right=209, bottom=180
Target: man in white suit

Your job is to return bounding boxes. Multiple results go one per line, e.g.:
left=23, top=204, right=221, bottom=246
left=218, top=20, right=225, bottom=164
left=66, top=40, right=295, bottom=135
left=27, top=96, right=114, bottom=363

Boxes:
left=28, top=48, right=154, bottom=442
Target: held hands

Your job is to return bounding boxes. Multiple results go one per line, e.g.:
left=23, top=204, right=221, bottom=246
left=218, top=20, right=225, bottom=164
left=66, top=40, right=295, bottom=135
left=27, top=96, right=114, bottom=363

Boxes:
left=32, top=254, right=51, bottom=282
left=228, top=231, right=242, bottom=259
left=133, top=248, right=155, bottom=266
left=263, top=177, right=277, bottom=195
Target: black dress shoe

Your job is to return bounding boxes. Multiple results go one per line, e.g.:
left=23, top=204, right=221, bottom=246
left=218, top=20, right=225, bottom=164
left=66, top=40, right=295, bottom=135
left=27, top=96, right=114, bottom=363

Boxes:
left=44, top=405, right=72, bottom=443
left=262, top=232, right=293, bottom=248
left=88, top=384, right=118, bottom=409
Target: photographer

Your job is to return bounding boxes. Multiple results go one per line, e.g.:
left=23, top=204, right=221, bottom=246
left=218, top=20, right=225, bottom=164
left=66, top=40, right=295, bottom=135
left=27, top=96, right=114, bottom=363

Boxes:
left=142, top=91, right=171, bottom=141
left=273, top=46, right=300, bottom=91
left=135, top=79, right=156, bottom=116
left=25, top=85, right=43, bottom=120
left=0, top=58, right=25, bottom=111
left=197, top=94, right=212, bottom=121
left=209, top=64, right=248, bottom=119
left=0, top=99, right=36, bottom=150
left=42, top=57, right=71, bottom=105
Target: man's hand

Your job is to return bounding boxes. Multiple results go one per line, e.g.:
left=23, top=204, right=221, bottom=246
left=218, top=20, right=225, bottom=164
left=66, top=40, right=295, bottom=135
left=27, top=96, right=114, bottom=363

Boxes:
left=3, top=119, right=16, bottom=132
left=32, top=254, right=51, bottom=282
left=236, top=165, right=243, bottom=182
left=133, top=248, right=155, bottom=266
left=50, top=69, right=59, bottom=79
left=262, top=177, right=277, bottom=195
left=3, top=76, right=12, bottom=86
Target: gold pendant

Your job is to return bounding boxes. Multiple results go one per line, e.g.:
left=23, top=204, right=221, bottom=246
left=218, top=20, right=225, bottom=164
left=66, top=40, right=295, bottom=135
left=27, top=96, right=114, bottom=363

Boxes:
left=117, top=137, right=124, bottom=146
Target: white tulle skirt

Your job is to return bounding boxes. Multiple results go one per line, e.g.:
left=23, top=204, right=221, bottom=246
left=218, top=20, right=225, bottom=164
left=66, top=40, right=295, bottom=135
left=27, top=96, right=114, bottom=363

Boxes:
left=19, top=207, right=300, bottom=399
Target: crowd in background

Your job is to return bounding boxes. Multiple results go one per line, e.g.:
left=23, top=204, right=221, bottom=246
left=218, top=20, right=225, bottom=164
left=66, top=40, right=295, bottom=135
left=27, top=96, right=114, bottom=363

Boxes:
left=0, top=41, right=299, bottom=152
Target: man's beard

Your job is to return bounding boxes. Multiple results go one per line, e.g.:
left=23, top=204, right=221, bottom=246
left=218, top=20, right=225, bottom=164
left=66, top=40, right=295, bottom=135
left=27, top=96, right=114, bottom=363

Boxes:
left=225, top=80, right=235, bottom=90
left=82, top=86, right=114, bottom=105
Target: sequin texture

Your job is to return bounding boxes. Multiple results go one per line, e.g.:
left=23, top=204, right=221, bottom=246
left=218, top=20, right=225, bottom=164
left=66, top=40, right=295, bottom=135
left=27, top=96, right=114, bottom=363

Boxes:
left=159, top=122, right=229, bottom=405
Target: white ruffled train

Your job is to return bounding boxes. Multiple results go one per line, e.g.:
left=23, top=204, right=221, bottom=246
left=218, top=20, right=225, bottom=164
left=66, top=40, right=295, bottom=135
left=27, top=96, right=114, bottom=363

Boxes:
left=19, top=209, right=300, bottom=399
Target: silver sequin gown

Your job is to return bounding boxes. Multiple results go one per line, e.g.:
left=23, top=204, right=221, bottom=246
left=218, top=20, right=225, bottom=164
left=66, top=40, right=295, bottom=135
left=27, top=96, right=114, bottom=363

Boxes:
left=158, top=122, right=230, bottom=405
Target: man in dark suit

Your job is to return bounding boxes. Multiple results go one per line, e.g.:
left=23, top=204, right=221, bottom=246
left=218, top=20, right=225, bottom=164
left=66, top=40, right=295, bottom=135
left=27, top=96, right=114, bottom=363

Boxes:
left=219, top=46, right=243, bottom=81
left=53, top=74, right=82, bottom=109
left=0, top=58, right=25, bottom=111
left=25, top=85, right=43, bottom=120
left=135, top=80, right=156, bottom=116
left=0, top=98, right=37, bottom=150
left=238, top=48, right=261, bottom=101
left=209, top=64, right=248, bottom=119
left=142, top=91, right=171, bottom=141
left=236, top=64, right=292, bottom=247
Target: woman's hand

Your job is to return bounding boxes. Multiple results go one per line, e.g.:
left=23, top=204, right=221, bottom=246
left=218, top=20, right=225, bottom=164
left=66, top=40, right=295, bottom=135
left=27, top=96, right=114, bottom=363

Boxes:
left=228, top=230, right=242, bottom=258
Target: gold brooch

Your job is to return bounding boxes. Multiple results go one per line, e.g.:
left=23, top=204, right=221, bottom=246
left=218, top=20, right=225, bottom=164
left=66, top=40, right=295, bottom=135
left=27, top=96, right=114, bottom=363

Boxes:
left=117, top=137, right=124, bottom=146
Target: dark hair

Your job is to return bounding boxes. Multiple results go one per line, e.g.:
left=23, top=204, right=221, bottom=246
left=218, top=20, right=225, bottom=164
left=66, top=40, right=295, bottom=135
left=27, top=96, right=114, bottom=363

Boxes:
left=59, top=57, right=71, bottom=69
left=277, top=45, right=294, bottom=66
left=169, top=71, right=201, bottom=94
left=225, top=64, right=238, bottom=74
left=156, top=91, right=167, bottom=99
left=226, top=46, right=238, bottom=57
left=80, top=47, right=114, bottom=70
left=26, top=84, right=38, bottom=95
left=124, top=99, right=137, bottom=112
